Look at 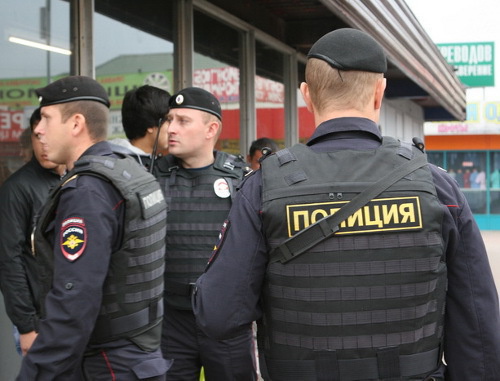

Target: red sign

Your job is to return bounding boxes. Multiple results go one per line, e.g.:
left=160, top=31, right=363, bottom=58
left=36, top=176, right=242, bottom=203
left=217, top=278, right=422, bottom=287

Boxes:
left=0, top=109, right=24, bottom=142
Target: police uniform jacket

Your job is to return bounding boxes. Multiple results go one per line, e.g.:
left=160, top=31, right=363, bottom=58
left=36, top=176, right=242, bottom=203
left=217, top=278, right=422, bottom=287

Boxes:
left=17, top=141, right=166, bottom=380
left=0, top=156, right=61, bottom=334
left=194, top=117, right=500, bottom=380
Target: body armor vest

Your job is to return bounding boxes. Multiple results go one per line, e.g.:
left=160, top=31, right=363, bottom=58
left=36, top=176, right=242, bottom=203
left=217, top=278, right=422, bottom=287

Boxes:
left=155, top=151, right=247, bottom=310
left=35, top=154, right=167, bottom=350
left=259, top=138, right=446, bottom=381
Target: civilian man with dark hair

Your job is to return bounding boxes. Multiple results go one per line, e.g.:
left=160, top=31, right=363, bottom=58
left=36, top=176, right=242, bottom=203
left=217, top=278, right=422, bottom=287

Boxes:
left=110, top=85, right=171, bottom=170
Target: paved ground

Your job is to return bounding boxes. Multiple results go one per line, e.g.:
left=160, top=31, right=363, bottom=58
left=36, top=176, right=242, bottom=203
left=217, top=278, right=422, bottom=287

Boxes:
left=481, top=230, right=500, bottom=294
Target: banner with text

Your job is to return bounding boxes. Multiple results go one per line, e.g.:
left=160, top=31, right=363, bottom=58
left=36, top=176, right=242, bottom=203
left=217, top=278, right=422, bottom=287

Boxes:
left=437, top=42, right=495, bottom=87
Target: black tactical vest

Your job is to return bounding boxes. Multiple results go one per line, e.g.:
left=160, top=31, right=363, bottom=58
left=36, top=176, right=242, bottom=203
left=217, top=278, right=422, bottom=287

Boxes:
left=34, top=154, right=167, bottom=350
left=259, top=138, right=446, bottom=381
left=154, top=151, right=248, bottom=310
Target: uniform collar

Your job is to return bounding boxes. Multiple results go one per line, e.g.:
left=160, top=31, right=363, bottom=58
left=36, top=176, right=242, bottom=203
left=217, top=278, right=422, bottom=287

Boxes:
left=307, top=117, right=382, bottom=146
left=79, top=141, right=114, bottom=158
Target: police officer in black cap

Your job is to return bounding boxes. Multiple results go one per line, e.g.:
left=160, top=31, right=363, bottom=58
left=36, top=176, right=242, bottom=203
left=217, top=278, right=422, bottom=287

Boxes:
left=194, top=28, right=500, bottom=380
left=17, top=75, right=171, bottom=380
left=153, top=87, right=256, bottom=380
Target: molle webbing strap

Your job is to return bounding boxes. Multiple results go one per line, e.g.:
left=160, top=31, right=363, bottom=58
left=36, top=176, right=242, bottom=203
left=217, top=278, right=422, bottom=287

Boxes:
left=270, top=154, right=428, bottom=264
left=92, top=298, right=163, bottom=338
left=264, top=347, right=440, bottom=381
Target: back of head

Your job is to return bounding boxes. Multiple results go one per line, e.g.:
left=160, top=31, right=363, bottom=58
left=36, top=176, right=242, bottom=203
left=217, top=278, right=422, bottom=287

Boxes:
left=121, top=85, right=171, bottom=140
left=305, top=28, right=387, bottom=113
left=249, top=137, right=279, bottom=157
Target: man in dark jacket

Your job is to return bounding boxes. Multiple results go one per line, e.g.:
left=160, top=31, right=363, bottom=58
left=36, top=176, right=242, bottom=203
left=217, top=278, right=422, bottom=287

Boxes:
left=0, top=108, right=65, bottom=355
left=194, top=28, right=500, bottom=381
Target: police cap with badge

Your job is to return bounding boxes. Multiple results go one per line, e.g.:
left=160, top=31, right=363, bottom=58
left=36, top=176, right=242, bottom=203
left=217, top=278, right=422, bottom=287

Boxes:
left=169, top=87, right=222, bottom=121
left=36, top=75, right=110, bottom=108
left=307, top=28, right=387, bottom=73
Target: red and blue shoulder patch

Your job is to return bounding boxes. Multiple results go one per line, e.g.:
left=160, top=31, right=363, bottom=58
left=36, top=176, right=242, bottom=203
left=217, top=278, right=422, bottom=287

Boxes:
left=60, top=217, right=87, bottom=262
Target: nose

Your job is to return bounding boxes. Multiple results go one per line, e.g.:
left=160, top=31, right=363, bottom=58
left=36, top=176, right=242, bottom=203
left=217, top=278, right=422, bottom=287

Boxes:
left=166, top=121, right=177, bottom=135
left=34, top=119, right=45, bottom=136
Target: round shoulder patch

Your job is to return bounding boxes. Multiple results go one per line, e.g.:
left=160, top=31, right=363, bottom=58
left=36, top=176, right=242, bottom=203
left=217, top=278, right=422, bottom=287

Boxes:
left=60, top=217, right=87, bottom=262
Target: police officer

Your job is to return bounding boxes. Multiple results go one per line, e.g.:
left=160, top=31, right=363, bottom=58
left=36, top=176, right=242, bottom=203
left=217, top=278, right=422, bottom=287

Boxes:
left=17, top=76, right=171, bottom=380
left=194, top=29, right=500, bottom=380
left=153, top=87, right=256, bottom=381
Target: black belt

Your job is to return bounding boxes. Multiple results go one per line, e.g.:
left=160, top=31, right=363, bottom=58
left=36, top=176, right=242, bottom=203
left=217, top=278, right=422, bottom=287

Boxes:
left=92, top=298, right=163, bottom=341
left=164, top=279, right=196, bottom=297
left=264, top=347, right=440, bottom=381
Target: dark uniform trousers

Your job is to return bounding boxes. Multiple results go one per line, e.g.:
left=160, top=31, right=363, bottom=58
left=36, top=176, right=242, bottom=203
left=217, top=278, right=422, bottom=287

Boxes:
left=83, top=340, right=169, bottom=380
left=162, top=303, right=257, bottom=381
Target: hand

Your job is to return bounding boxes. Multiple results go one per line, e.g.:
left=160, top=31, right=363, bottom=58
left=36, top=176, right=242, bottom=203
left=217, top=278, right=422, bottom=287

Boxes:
left=19, top=331, right=38, bottom=356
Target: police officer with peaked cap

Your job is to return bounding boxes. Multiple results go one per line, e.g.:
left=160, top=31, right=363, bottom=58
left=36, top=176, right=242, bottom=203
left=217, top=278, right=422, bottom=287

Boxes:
left=17, top=75, right=172, bottom=380
left=153, top=87, right=256, bottom=380
left=193, top=29, right=500, bottom=380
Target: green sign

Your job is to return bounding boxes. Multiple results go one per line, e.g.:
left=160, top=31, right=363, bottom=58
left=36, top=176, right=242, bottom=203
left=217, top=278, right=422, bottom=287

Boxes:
left=437, top=42, right=495, bottom=87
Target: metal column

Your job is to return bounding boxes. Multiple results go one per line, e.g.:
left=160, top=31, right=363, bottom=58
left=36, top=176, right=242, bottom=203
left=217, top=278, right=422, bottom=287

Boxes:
left=239, top=30, right=256, bottom=157
left=173, top=0, right=194, bottom=92
left=70, top=0, right=94, bottom=77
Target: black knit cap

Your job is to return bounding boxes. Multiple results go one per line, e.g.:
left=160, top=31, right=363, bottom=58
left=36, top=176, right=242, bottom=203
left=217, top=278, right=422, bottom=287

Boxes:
left=36, top=75, right=110, bottom=108
left=308, top=28, right=387, bottom=73
left=169, top=87, right=222, bottom=121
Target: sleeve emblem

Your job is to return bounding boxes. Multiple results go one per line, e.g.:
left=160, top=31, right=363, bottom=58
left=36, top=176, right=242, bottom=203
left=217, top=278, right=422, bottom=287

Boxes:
left=60, top=217, right=87, bottom=262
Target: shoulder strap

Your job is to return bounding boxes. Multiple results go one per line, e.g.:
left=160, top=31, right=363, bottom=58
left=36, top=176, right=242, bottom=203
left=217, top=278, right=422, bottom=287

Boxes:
left=269, top=153, right=429, bottom=264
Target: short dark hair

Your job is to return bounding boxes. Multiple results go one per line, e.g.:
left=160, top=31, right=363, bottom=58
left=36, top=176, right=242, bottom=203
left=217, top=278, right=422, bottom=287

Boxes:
left=249, top=137, right=279, bottom=158
left=121, top=85, right=171, bottom=140
left=29, top=107, right=41, bottom=132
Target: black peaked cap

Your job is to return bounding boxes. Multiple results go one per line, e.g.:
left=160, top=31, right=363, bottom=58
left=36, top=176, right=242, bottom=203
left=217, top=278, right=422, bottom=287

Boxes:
left=36, top=76, right=110, bottom=108
left=169, top=87, right=222, bottom=121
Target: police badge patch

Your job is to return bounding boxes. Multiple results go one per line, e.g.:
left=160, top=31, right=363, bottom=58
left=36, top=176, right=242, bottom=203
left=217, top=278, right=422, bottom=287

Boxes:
left=60, top=217, right=87, bottom=261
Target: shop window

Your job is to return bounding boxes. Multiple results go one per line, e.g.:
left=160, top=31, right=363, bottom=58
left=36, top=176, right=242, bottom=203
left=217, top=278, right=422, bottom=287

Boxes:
left=193, top=10, right=241, bottom=155
left=427, top=152, right=444, bottom=168
left=94, top=1, right=174, bottom=143
left=446, top=151, right=487, bottom=213
left=0, top=0, right=70, bottom=186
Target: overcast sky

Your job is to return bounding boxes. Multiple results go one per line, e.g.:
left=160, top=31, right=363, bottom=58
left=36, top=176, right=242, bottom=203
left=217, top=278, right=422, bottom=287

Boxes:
left=405, top=0, right=500, bottom=100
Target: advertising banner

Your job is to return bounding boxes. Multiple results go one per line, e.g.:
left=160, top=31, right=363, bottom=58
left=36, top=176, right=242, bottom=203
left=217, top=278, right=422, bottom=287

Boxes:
left=437, top=42, right=495, bottom=87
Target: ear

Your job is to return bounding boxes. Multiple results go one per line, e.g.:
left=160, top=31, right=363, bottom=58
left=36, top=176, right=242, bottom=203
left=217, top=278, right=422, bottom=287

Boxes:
left=71, top=113, right=86, bottom=137
left=300, top=82, right=314, bottom=113
left=374, top=77, right=386, bottom=110
left=206, top=120, right=220, bottom=140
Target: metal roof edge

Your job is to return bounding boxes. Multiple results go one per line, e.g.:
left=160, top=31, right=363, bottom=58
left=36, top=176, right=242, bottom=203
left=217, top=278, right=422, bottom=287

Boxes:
left=319, top=0, right=466, bottom=120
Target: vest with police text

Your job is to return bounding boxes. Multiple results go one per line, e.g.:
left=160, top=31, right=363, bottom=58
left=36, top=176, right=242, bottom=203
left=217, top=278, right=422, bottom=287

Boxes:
left=154, top=151, right=248, bottom=310
left=259, top=138, right=446, bottom=381
left=35, top=154, right=167, bottom=350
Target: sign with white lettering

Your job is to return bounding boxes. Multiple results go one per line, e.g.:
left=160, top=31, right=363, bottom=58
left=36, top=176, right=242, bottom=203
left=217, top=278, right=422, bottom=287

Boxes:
left=437, top=42, right=495, bottom=87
